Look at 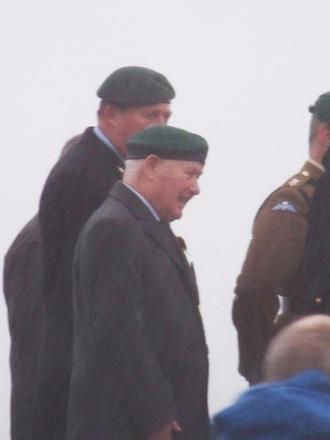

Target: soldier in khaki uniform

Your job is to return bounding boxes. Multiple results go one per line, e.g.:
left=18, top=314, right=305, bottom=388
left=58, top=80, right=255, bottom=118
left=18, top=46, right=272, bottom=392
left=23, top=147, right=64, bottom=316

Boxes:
left=233, top=92, right=330, bottom=384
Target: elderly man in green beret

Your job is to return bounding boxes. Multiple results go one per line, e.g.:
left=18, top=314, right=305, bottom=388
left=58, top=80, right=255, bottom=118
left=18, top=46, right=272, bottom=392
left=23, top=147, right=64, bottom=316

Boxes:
left=67, top=125, right=210, bottom=440
left=233, top=92, right=330, bottom=385
left=4, top=66, right=175, bottom=440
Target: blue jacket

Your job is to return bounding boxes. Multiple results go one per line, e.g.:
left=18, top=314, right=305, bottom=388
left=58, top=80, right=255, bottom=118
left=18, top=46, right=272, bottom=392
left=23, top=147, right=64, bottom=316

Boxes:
left=212, top=370, right=330, bottom=439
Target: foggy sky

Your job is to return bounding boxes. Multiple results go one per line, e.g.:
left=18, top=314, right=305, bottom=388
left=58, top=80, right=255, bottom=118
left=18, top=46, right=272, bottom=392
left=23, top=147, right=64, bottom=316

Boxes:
left=1, top=1, right=330, bottom=438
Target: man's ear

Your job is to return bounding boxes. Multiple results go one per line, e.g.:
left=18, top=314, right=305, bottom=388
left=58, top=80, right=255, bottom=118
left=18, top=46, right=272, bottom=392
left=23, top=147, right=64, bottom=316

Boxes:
left=102, top=104, right=121, bottom=126
left=143, top=155, right=161, bottom=180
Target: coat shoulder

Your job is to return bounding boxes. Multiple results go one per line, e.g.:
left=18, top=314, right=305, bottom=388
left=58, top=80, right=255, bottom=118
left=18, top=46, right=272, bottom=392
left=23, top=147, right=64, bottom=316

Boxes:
left=283, top=161, right=323, bottom=194
left=77, top=197, right=142, bottom=250
left=259, top=162, right=324, bottom=217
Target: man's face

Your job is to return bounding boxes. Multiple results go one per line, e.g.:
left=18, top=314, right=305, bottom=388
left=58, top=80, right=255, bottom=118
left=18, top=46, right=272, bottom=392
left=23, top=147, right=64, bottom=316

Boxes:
left=117, top=103, right=172, bottom=152
left=153, top=159, right=204, bottom=222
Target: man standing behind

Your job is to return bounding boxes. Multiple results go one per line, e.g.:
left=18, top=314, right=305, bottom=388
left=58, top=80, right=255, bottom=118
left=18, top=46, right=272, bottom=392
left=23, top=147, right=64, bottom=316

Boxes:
left=3, top=134, right=80, bottom=440
left=37, top=67, right=174, bottom=439
left=232, top=92, right=330, bottom=384
left=67, top=125, right=210, bottom=440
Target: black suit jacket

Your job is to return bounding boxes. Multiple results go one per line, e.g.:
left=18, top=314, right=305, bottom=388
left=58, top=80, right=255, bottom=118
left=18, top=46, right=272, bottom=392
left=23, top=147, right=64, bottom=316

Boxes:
left=3, top=216, right=43, bottom=440
left=36, top=128, right=123, bottom=439
left=67, top=182, right=209, bottom=440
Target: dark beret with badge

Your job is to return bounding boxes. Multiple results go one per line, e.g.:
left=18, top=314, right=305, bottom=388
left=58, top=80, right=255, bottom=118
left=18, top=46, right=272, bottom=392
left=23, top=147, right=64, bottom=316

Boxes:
left=126, top=125, right=209, bottom=165
left=97, top=66, right=175, bottom=107
left=309, top=92, right=330, bottom=123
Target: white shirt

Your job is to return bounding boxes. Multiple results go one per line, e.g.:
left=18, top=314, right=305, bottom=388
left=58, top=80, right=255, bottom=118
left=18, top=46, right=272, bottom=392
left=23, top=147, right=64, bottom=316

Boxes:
left=93, top=126, right=125, bottom=163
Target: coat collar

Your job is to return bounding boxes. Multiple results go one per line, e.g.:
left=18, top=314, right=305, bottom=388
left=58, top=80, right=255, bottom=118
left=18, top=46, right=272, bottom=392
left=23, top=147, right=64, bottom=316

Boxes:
left=83, top=127, right=125, bottom=175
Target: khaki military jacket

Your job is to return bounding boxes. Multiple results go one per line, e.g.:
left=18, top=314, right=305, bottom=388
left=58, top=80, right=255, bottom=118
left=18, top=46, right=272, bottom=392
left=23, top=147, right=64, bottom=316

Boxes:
left=232, top=161, right=324, bottom=384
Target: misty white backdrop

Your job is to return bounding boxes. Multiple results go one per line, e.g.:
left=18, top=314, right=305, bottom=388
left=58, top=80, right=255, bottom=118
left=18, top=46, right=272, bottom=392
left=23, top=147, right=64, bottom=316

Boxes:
left=1, top=0, right=330, bottom=438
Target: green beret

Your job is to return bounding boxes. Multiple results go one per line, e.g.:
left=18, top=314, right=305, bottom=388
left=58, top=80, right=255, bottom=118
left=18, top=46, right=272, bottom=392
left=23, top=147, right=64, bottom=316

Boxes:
left=126, top=125, right=208, bottom=165
left=309, top=92, right=330, bottom=122
left=97, top=66, right=175, bottom=106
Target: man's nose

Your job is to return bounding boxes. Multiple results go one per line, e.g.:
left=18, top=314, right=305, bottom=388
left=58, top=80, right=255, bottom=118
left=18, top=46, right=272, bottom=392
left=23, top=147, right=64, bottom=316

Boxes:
left=190, top=179, right=200, bottom=195
left=157, top=114, right=168, bottom=125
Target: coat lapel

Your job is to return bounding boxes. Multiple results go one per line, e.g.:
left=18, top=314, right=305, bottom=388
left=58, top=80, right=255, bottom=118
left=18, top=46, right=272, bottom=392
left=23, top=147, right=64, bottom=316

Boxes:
left=141, top=220, right=201, bottom=306
left=110, top=182, right=200, bottom=304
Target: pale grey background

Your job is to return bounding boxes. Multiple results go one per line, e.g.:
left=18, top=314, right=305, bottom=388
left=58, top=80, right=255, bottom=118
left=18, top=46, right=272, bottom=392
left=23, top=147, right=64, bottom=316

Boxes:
left=1, top=0, right=330, bottom=438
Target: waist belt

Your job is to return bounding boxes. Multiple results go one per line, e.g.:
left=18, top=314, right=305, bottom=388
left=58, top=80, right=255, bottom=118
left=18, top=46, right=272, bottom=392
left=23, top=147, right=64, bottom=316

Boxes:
left=279, top=295, right=330, bottom=315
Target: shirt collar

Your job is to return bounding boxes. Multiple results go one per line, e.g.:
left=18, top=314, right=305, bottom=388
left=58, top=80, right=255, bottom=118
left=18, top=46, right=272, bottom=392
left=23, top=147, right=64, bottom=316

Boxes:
left=93, top=126, right=125, bottom=163
left=308, top=158, right=325, bottom=172
left=123, top=183, right=160, bottom=221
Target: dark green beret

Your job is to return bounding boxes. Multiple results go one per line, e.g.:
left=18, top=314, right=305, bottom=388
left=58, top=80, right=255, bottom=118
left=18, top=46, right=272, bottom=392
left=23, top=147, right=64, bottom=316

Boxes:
left=309, top=92, right=330, bottom=122
left=126, top=125, right=208, bottom=164
left=97, top=66, right=175, bottom=106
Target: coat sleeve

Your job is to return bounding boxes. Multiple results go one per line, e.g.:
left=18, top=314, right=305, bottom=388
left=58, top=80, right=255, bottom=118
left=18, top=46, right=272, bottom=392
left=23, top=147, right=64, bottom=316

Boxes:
left=38, top=156, right=115, bottom=297
left=232, top=187, right=309, bottom=383
left=73, top=218, right=176, bottom=437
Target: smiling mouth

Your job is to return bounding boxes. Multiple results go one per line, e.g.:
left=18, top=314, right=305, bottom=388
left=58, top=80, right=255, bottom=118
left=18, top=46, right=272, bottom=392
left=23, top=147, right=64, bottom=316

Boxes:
left=178, top=196, right=190, bottom=205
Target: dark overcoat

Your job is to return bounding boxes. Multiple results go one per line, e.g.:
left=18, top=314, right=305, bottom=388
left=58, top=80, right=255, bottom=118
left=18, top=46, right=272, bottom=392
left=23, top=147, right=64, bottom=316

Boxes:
left=3, top=215, right=43, bottom=440
left=67, top=182, right=210, bottom=440
left=36, top=127, right=123, bottom=439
